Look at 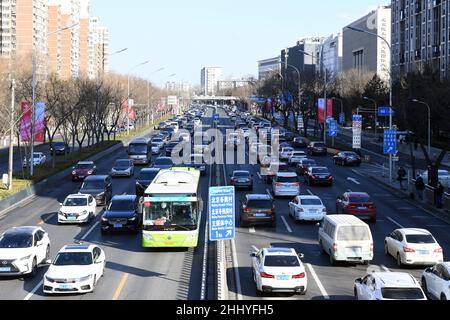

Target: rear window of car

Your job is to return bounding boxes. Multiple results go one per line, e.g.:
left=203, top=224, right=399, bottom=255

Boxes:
left=302, top=160, right=316, bottom=166
left=264, top=256, right=300, bottom=267
left=234, top=172, right=250, bottom=177
left=155, top=158, right=173, bottom=165
left=276, top=176, right=298, bottom=183
left=405, top=235, right=435, bottom=244
left=349, top=195, right=372, bottom=203
left=312, top=168, right=330, bottom=174
left=337, top=226, right=371, bottom=241
left=314, top=143, right=326, bottom=148
left=301, top=199, right=323, bottom=206
left=246, top=200, right=273, bottom=209
left=381, top=288, right=425, bottom=300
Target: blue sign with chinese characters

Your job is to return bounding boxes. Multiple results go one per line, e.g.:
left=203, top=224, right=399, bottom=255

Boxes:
left=213, top=113, right=220, bottom=123
left=329, top=120, right=338, bottom=137
left=209, top=186, right=235, bottom=241
left=378, top=107, right=394, bottom=117
left=339, top=113, right=345, bottom=125
left=384, top=129, right=397, bottom=154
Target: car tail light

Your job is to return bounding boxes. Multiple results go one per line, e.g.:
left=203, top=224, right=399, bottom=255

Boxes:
left=348, top=204, right=358, bottom=209
left=275, top=183, right=283, bottom=187
left=370, top=243, right=374, bottom=252
left=368, top=204, right=376, bottom=209
left=434, top=248, right=443, bottom=254
left=244, top=208, right=252, bottom=213
left=311, top=176, right=317, bottom=180
left=403, top=247, right=416, bottom=253
left=261, top=272, right=275, bottom=279
left=333, top=243, right=338, bottom=252
left=328, top=176, right=333, bottom=180
left=292, top=273, right=306, bottom=279
left=144, top=202, right=151, bottom=208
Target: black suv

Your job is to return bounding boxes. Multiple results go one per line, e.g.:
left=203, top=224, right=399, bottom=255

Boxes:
left=51, top=142, right=70, bottom=156
left=101, top=195, right=143, bottom=234
left=79, top=175, right=112, bottom=206
left=307, top=142, right=328, bottom=156
left=240, top=194, right=276, bottom=228
left=136, top=168, right=160, bottom=197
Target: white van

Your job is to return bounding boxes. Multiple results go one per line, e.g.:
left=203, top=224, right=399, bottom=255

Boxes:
left=318, top=215, right=374, bottom=266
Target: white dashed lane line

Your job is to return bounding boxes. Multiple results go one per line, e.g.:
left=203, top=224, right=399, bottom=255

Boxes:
left=281, top=216, right=293, bottom=233
left=306, top=264, right=330, bottom=300
left=387, top=216, right=405, bottom=228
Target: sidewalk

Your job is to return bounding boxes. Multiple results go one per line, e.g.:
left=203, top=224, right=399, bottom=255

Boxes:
left=363, top=169, right=450, bottom=225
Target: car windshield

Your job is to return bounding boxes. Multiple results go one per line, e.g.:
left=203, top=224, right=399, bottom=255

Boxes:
left=337, top=226, right=371, bottom=241
left=234, top=172, right=250, bottom=177
left=301, top=199, right=323, bottom=206
left=144, top=202, right=198, bottom=228
left=76, top=163, right=94, bottom=170
left=139, top=171, right=158, bottom=181
left=155, top=158, right=173, bottom=166
left=0, top=233, right=32, bottom=248
left=128, top=144, right=148, bottom=155
left=314, top=143, right=326, bottom=148
left=153, top=138, right=163, bottom=142
left=343, top=152, right=358, bottom=157
left=115, top=160, right=130, bottom=167
left=405, top=235, right=435, bottom=244
left=108, top=200, right=135, bottom=211
left=53, top=252, right=93, bottom=266
left=349, top=195, right=372, bottom=203
left=276, top=176, right=298, bottom=183
left=381, top=288, right=425, bottom=300
left=64, top=198, right=88, bottom=207
left=312, top=168, right=330, bottom=174
left=246, top=200, right=272, bottom=209
left=264, top=256, right=300, bottom=267
left=33, top=154, right=41, bottom=159
left=81, top=181, right=104, bottom=190
left=302, top=161, right=316, bottom=166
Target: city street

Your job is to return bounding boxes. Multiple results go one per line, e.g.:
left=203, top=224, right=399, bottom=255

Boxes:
left=1, top=107, right=447, bottom=300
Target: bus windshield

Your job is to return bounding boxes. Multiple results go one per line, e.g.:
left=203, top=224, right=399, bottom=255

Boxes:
left=143, top=202, right=198, bottom=230
left=129, top=144, right=148, bottom=155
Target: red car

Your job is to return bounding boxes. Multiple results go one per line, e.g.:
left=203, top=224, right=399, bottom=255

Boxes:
left=336, top=192, right=377, bottom=223
left=71, top=161, right=97, bottom=181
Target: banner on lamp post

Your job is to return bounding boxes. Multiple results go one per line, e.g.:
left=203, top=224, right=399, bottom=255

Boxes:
left=318, top=98, right=325, bottom=124
left=34, top=102, right=45, bottom=143
left=326, top=99, right=333, bottom=119
left=20, top=102, right=32, bottom=142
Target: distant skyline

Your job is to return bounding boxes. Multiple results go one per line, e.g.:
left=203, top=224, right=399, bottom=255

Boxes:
left=91, top=0, right=390, bottom=88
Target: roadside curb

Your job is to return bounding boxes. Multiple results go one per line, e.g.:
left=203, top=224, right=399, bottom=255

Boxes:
left=368, top=175, right=450, bottom=225
left=0, top=126, right=156, bottom=219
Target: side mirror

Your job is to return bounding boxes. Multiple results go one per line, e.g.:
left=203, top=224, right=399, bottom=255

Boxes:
left=43, top=259, right=52, bottom=265
left=59, top=203, right=63, bottom=206
left=250, top=252, right=257, bottom=258
left=425, top=267, right=432, bottom=273
left=355, top=278, right=363, bottom=284
left=298, top=253, right=305, bottom=259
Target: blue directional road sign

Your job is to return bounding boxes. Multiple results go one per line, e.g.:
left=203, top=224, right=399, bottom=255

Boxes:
left=384, top=129, right=397, bottom=154
left=378, top=107, right=394, bottom=117
left=339, top=113, right=345, bottom=125
left=213, top=113, right=220, bottom=123
left=329, top=120, right=338, bottom=137
left=209, top=186, right=235, bottom=241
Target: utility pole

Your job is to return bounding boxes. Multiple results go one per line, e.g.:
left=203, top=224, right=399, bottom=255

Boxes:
left=30, top=54, right=36, bottom=177
left=8, top=79, right=15, bottom=190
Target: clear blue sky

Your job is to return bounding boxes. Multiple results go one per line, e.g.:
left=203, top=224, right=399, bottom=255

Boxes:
left=91, top=0, right=390, bottom=88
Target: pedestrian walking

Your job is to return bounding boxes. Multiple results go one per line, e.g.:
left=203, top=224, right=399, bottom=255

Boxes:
left=397, top=167, right=407, bottom=190
left=415, top=175, right=425, bottom=201
left=436, top=182, right=444, bottom=208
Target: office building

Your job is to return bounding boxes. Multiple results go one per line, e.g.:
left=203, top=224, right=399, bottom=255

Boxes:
left=281, top=37, right=325, bottom=79
left=391, top=0, right=450, bottom=78
left=200, top=67, right=223, bottom=96
left=257, top=56, right=281, bottom=80
left=342, top=5, right=391, bottom=82
left=315, top=33, right=343, bottom=80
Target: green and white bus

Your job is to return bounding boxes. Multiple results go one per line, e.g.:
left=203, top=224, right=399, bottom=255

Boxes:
left=142, top=167, right=203, bottom=248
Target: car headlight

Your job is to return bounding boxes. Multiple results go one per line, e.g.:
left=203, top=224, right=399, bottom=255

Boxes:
left=79, top=275, right=93, bottom=282
left=82, top=210, right=88, bottom=215
left=19, top=255, right=32, bottom=262
left=186, top=234, right=195, bottom=242
left=128, top=216, right=137, bottom=221
left=101, top=216, right=108, bottom=222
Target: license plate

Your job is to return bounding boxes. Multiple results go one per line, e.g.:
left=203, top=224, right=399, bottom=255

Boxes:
left=309, top=210, right=318, bottom=213
left=0, top=267, right=11, bottom=272
left=419, top=250, right=430, bottom=255
left=277, top=275, right=289, bottom=281
left=79, top=176, right=85, bottom=179
left=68, top=216, right=77, bottom=221
left=114, top=224, right=123, bottom=229
left=59, top=284, right=73, bottom=290
left=358, top=207, right=367, bottom=210
left=254, top=213, right=266, bottom=217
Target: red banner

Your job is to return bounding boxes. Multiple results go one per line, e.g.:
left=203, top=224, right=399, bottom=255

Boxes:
left=318, top=99, right=325, bottom=124
left=326, top=99, right=333, bottom=119
left=21, top=102, right=32, bottom=141
left=122, top=98, right=135, bottom=121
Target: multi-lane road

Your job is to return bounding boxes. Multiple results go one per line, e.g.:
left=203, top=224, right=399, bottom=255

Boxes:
left=0, top=107, right=449, bottom=300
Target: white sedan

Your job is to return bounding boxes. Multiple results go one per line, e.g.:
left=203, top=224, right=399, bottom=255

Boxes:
left=58, top=194, right=97, bottom=224
left=280, top=147, right=294, bottom=161
left=289, top=195, right=327, bottom=222
left=421, top=262, right=450, bottom=300
left=43, top=244, right=106, bottom=295
left=385, top=229, right=444, bottom=267
left=251, top=247, right=307, bottom=295
left=23, top=152, right=47, bottom=168
left=0, top=227, right=51, bottom=278
left=288, top=151, right=307, bottom=166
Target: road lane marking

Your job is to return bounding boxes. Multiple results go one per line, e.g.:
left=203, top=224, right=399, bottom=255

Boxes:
left=381, top=265, right=390, bottom=272
left=347, top=177, right=361, bottom=185
left=38, top=213, right=56, bottom=225
left=266, top=189, right=273, bottom=197
left=252, top=245, right=259, bottom=252
left=201, top=165, right=213, bottom=300
left=307, top=189, right=314, bottom=196
left=306, top=264, right=330, bottom=300
left=387, top=216, right=405, bottom=229
left=81, top=221, right=100, bottom=240
left=249, top=227, right=256, bottom=233
left=24, top=280, right=43, bottom=300
left=281, top=216, right=293, bottom=233
left=257, top=172, right=262, bottom=180
left=112, top=273, right=129, bottom=300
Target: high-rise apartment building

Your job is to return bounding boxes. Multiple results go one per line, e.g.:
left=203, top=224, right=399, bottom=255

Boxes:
left=201, top=67, right=223, bottom=96
left=48, top=0, right=62, bottom=76
left=342, top=5, right=391, bottom=82
left=60, top=0, right=80, bottom=80
left=88, top=16, right=109, bottom=79
left=78, top=0, right=89, bottom=77
left=391, top=0, right=450, bottom=78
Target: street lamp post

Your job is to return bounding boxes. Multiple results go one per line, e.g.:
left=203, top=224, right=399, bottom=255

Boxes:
left=100, top=48, right=127, bottom=78
left=347, top=26, right=393, bottom=182
left=411, top=99, right=431, bottom=156
left=127, top=60, right=151, bottom=135
left=30, top=23, right=79, bottom=177
left=147, top=67, right=165, bottom=125
left=363, top=96, right=378, bottom=136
